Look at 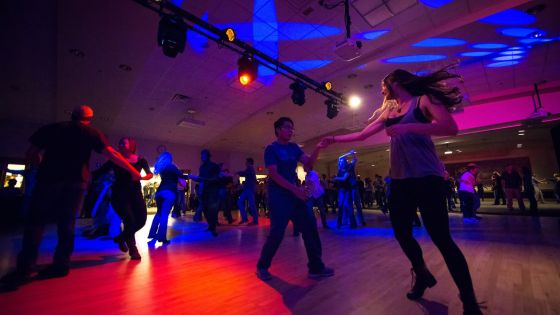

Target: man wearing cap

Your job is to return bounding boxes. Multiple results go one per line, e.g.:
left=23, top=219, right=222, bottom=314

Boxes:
left=0, top=105, right=141, bottom=290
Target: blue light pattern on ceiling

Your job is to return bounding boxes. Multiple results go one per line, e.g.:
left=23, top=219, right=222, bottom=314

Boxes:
left=383, top=54, right=447, bottom=63
left=486, top=61, right=519, bottom=68
left=415, top=70, right=431, bottom=76
left=413, top=37, right=466, bottom=47
left=458, top=51, right=493, bottom=57
left=419, top=0, right=454, bottom=8
left=479, top=9, right=536, bottom=25
left=471, top=43, right=508, bottom=49
left=519, top=38, right=555, bottom=44
left=493, top=55, right=523, bottom=61
left=209, top=0, right=343, bottom=85
left=499, top=50, right=525, bottom=55
left=187, top=12, right=210, bottom=53
left=355, top=30, right=390, bottom=41
left=498, top=27, right=546, bottom=37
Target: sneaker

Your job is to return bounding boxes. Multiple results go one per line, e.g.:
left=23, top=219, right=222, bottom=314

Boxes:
left=256, top=268, right=272, bottom=281
left=37, top=264, right=70, bottom=279
left=308, top=267, right=335, bottom=279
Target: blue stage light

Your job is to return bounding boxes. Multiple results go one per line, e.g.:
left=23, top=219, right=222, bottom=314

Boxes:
left=486, top=61, right=519, bottom=68
left=383, top=54, right=447, bottom=63
left=479, top=9, right=535, bottom=25
left=458, top=51, right=493, bottom=57
left=471, top=43, right=508, bottom=49
left=413, top=37, right=466, bottom=47
left=419, top=0, right=454, bottom=8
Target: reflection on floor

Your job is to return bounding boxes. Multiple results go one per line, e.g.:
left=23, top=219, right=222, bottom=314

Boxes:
left=1, top=211, right=559, bottom=315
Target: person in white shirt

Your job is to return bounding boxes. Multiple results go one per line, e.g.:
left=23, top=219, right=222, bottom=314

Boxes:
left=304, top=165, right=329, bottom=228
left=458, top=163, right=479, bottom=222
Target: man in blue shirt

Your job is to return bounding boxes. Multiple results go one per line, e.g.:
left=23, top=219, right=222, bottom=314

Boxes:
left=237, top=157, right=258, bottom=225
left=256, top=117, right=334, bottom=280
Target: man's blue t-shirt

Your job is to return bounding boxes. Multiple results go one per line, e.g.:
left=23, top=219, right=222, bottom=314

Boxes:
left=264, top=141, right=303, bottom=190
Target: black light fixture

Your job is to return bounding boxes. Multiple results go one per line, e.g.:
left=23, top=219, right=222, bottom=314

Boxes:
left=326, top=98, right=338, bottom=119
left=238, top=54, right=258, bottom=85
left=289, top=80, right=307, bottom=106
left=157, top=15, right=186, bottom=58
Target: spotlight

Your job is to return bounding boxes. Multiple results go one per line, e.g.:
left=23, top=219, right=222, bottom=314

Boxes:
left=323, top=81, right=333, bottom=91
left=224, top=28, right=236, bottom=42
left=349, top=95, right=362, bottom=109
left=326, top=98, right=338, bottom=119
left=157, top=16, right=186, bottom=58
left=289, top=80, right=307, bottom=106
left=238, top=55, right=258, bottom=85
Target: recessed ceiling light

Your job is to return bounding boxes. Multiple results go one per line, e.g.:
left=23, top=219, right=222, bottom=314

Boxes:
left=371, top=164, right=375, bottom=167
left=455, top=149, right=462, bottom=153
left=517, top=143, right=523, bottom=148
left=518, top=129, right=525, bottom=133
left=444, top=150, right=453, bottom=155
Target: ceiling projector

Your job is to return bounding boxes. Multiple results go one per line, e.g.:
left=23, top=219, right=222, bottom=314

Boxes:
left=334, top=38, right=362, bottom=61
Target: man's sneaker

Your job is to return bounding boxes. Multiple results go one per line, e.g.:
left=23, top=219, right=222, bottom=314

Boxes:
left=37, top=264, right=69, bottom=279
left=308, top=267, right=335, bottom=279
left=256, top=268, right=272, bottom=281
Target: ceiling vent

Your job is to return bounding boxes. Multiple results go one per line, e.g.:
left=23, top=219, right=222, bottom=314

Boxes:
left=352, top=0, right=417, bottom=27
left=177, top=117, right=206, bottom=128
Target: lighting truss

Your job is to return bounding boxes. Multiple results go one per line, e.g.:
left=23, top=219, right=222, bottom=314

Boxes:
left=133, top=0, right=347, bottom=107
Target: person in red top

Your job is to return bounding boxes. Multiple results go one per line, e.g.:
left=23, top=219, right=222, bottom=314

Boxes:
left=0, top=105, right=141, bottom=290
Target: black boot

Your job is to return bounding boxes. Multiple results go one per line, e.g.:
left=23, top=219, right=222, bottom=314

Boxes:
left=406, top=266, right=437, bottom=300
left=126, top=237, right=141, bottom=260
left=461, top=293, right=484, bottom=315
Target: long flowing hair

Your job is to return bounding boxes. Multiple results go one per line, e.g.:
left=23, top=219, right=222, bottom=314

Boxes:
left=382, top=64, right=463, bottom=111
left=154, top=152, right=173, bottom=175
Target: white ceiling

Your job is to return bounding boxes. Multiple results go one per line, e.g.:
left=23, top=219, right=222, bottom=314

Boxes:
left=1, top=0, right=559, bottom=157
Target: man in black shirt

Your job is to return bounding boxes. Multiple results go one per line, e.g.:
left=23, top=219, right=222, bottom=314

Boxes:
left=501, top=165, right=526, bottom=211
left=188, top=149, right=221, bottom=236
left=1, top=105, right=141, bottom=290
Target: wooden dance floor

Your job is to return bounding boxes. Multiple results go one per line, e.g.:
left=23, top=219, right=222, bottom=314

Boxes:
left=1, top=211, right=559, bottom=315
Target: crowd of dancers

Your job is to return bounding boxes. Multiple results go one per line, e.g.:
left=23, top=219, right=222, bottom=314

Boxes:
left=1, top=65, right=507, bottom=314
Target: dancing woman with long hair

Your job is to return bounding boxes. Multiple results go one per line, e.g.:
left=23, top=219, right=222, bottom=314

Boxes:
left=321, top=65, right=483, bottom=315
left=99, top=137, right=152, bottom=260
left=148, top=152, right=187, bottom=243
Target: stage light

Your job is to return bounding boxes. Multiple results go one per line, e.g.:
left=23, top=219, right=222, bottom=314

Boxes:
left=326, top=98, right=338, bottom=119
left=157, top=16, right=187, bottom=58
left=289, top=80, right=307, bottom=106
left=225, top=28, right=236, bottom=42
left=238, top=55, right=258, bottom=85
left=323, top=81, right=332, bottom=91
left=349, top=95, right=362, bottom=109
